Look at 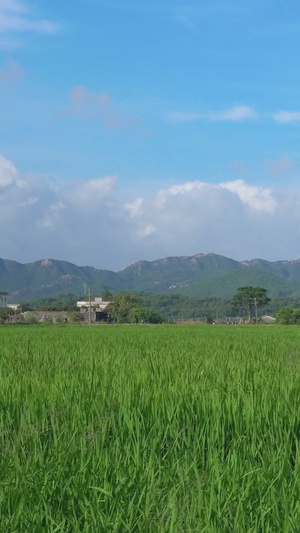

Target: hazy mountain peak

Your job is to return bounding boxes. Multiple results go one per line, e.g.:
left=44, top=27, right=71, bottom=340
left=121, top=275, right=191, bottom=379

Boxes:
left=41, top=259, right=52, bottom=267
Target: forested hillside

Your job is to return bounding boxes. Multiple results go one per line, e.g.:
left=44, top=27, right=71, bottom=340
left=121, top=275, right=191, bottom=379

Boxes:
left=2, top=253, right=300, bottom=302
left=175, top=269, right=300, bottom=299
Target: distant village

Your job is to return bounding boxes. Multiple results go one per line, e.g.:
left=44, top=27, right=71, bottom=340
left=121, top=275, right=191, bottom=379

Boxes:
left=0, top=292, right=111, bottom=324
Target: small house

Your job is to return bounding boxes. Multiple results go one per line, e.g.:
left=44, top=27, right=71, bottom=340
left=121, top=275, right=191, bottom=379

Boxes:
left=76, top=297, right=110, bottom=311
left=77, top=297, right=111, bottom=322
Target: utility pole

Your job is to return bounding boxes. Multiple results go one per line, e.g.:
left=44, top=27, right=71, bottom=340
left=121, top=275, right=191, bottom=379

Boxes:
left=88, top=288, right=91, bottom=326
left=254, top=297, right=258, bottom=326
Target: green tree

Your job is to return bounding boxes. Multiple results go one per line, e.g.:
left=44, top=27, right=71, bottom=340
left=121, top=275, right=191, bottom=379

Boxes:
left=293, top=308, right=300, bottom=324
left=129, top=307, right=163, bottom=324
left=101, top=290, right=113, bottom=301
left=232, top=286, right=270, bottom=322
left=106, top=292, right=141, bottom=323
left=276, top=307, right=300, bottom=325
left=276, top=306, right=295, bottom=325
left=0, top=308, right=9, bottom=324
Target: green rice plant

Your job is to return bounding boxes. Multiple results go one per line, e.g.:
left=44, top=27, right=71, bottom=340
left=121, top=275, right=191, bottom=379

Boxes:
left=0, top=324, right=300, bottom=531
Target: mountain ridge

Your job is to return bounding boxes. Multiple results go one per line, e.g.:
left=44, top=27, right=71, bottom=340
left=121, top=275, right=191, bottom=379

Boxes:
left=1, top=253, right=300, bottom=301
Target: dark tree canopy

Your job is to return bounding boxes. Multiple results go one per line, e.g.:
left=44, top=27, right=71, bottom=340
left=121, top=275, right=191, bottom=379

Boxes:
left=276, top=306, right=300, bottom=325
left=232, top=286, right=271, bottom=322
left=106, top=292, right=164, bottom=324
left=106, top=292, right=142, bottom=323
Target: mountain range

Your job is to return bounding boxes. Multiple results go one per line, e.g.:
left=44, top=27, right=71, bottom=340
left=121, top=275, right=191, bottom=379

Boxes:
left=2, top=253, right=300, bottom=302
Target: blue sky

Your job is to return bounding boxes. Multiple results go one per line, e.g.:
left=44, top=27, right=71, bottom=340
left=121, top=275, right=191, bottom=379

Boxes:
left=1, top=0, right=300, bottom=269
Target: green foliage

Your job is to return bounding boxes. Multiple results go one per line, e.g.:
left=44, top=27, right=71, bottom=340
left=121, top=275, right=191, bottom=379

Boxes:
left=26, top=293, right=78, bottom=310
left=23, top=314, right=38, bottom=324
left=38, top=304, right=76, bottom=312
left=129, top=307, right=163, bottom=324
left=175, top=268, right=300, bottom=300
left=16, top=303, right=33, bottom=312
left=232, top=286, right=271, bottom=321
left=106, top=292, right=142, bottom=323
left=141, top=293, right=235, bottom=321
left=276, top=306, right=300, bottom=325
left=68, top=311, right=81, bottom=323
left=0, top=307, right=9, bottom=323
left=107, top=293, right=163, bottom=324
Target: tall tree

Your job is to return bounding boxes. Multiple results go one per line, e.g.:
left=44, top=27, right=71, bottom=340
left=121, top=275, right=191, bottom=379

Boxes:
left=232, top=286, right=270, bottom=322
left=106, top=292, right=141, bottom=323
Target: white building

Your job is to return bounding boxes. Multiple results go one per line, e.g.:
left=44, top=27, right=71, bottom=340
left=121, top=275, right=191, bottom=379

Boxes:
left=261, top=315, right=276, bottom=324
left=76, top=297, right=110, bottom=311
left=7, top=303, right=20, bottom=311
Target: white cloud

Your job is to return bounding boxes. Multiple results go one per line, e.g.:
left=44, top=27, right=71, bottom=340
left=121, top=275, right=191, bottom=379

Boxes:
left=210, top=105, right=257, bottom=122
left=125, top=197, right=144, bottom=217
left=272, top=111, right=300, bottom=124
left=64, top=175, right=118, bottom=211
left=0, top=58, right=22, bottom=83
left=1, top=153, right=300, bottom=269
left=220, top=179, right=277, bottom=213
left=62, top=85, right=142, bottom=131
left=0, top=0, right=60, bottom=36
left=137, top=224, right=156, bottom=238
left=168, top=105, right=257, bottom=123
left=156, top=181, right=206, bottom=207
left=0, top=153, right=26, bottom=187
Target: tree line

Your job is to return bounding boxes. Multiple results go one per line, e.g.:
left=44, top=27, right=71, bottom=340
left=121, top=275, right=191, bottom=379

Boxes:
left=3, top=286, right=300, bottom=325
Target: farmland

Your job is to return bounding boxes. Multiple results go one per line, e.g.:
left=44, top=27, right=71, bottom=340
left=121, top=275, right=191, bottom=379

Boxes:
left=1, top=324, right=300, bottom=531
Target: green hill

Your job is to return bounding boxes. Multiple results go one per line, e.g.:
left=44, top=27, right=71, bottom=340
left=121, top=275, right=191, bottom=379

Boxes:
left=0, top=258, right=123, bottom=301
left=244, top=258, right=300, bottom=283
left=118, top=253, right=243, bottom=292
left=174, top=269, right=300, bottom=300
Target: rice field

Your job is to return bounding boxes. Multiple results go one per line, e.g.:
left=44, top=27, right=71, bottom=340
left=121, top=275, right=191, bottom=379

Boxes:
left=1, top=323, right=300, bottom=532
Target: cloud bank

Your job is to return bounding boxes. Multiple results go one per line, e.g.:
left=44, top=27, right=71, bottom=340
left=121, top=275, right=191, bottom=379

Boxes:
left=1, top=154, right=300, bottom=270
